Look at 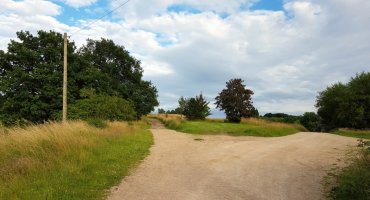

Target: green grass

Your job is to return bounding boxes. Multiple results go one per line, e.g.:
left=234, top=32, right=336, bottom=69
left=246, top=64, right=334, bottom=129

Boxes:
left=332, top=128, right=370, bottom=139
left=162, top=118, right=305, bottom=137
left=0, top=121, right=153, bottom=200
left=329, top=140, right=370, bottom=200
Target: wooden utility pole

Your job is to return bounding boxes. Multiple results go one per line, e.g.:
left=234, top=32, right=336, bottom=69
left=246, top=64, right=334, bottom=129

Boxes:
left=63, top=33, right=68, bottom=122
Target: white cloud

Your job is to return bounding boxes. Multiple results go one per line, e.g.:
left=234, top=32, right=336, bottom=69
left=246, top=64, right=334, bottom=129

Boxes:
left=0, top=0, right=370, bottom=115
left=111, top=0, right=256, bottom=20
left=0, top=0, right=61, bottom=16
left=142, top=60, right=174, bottom=77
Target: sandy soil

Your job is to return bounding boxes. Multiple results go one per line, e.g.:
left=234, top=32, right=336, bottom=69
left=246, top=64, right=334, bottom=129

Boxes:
left=108, top=120, right=357, bottom=200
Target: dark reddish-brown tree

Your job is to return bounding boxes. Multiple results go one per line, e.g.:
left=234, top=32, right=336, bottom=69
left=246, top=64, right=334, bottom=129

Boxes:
left=215, top=78, right=256, bottom=123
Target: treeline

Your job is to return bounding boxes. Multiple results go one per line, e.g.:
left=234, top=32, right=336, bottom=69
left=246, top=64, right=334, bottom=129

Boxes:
left=316, top=72, right=370, bottom=131
left=262, top=113, right=301, bottom=124
left=0, top=30, right=158, bottom=125
left=298, top=72, right=370, bottom=132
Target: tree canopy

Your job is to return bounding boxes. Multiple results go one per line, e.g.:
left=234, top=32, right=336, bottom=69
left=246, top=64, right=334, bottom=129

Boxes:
left=183, top=93, right=211, bottom=120
left=0, top=30, right=158, bottom=125
left=215, top=78, right=256, bottom=123
left=316, top=72, right=370, bottom=130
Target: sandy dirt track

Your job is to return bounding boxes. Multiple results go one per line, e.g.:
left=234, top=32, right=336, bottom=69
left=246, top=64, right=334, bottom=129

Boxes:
left=108, top=120, right=357, bottom=200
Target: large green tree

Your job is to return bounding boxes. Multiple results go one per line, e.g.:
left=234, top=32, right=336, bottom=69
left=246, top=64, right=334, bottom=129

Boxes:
left=215, top=78, right=256, bottom=123
left=0, top=30, right=158, bottom=124
left=316, top=72, right=370, bottom=130
left=77, top=38, right=158, bottom=118
left=0, top=31, right=77, bottom=124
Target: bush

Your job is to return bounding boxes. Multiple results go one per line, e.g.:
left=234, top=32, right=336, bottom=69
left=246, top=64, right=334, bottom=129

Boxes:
left=300, top=112, right=321, bottom=132
left=68, top=95, right=136, bottom=121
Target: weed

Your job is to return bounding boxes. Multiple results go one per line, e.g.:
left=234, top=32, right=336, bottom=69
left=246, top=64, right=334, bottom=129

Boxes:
left=329, top=139, right=370, bottom=199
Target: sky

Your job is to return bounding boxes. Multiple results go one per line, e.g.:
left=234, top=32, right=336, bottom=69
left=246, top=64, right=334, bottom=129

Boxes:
left=1, top=0, right=370, bottom=117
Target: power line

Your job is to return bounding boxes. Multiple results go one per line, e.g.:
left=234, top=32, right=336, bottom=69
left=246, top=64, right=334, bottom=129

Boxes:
left=70, top=0, right=132, bottom=36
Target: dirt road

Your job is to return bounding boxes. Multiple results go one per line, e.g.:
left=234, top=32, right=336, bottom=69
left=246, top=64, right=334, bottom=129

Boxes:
left=108, top=120, right=357, bottom=200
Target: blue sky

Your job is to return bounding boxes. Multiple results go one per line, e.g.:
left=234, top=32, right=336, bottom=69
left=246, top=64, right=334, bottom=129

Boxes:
left=1, top=0, right=370, bottom=117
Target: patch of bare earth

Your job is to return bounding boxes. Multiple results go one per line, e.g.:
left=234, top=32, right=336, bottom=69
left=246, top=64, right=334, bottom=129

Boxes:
left=108, top=120, right=356, bottom=200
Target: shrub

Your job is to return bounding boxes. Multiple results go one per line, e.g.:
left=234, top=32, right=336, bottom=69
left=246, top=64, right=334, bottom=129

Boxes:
left=300, top=112, right=321, bottom=132
left=68, top=95, right=136, bottom=121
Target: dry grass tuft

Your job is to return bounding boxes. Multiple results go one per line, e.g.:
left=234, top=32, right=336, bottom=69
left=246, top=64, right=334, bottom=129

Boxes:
left=241, top=117, right=306, bottom=131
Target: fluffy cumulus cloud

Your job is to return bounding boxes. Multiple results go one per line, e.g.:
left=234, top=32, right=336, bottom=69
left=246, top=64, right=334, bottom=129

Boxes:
left=1, top=0, right=370, bottom=116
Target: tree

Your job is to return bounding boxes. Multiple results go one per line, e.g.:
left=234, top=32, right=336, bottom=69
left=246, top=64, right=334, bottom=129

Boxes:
left=215, top=78, right=255, bottom=123
left=0, top=30, right=77, bottom=125
left=0, top=30, right=159, bottom=125
left=300, top=112, right=321, bottom=132
left=183, top=93, right=211, bottom=120
left=178, top=96, right=188, bottom=115
left=77, top=38, right=158, bottom=118
left=158, top=108, right=166, bottom=114
left=316, top=72, right=370, bottom=130
left=250, top=107, right=259, bottom=118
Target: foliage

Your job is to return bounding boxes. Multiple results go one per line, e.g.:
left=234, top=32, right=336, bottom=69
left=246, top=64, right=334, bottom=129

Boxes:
left=0, top=31, right=76, bottom=125
left=0, top=121, right=153, bottom=199
left=157, top=108, right=166, bottom=114
left=183, top=93, right=211, bottom=120
left=329, top=140, right=370, bottom=200
left=300, top=112, right=321, bottom=132
left=165, top=108, right=182, bottom=114
left=215, top=78, right=256, bottom=123
left=68, top=95, right=136, bottom=121
left=263, top=113, right=301, bottom=124
left=0, top=30, right=158, bottom=125
left=74, top=38, right=159, bottom=118
left=177, top=96, right=188, bottom=115
left=264, top=113, right=290, bottom=118
left=251, top=107, right=260, bottom=117
left=316, top=72, right=370, bottom=130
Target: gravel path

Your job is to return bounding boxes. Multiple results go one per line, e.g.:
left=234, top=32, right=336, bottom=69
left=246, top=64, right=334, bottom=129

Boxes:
left=108, top=120, right=357, bottom=200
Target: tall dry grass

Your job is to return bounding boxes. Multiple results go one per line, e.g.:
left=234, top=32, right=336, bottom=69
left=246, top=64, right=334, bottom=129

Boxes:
left=147, top=113, right=183, bottom=121
left=241, top=117, right=306, bottom=131
left=0, top=120, right=152, bottom=199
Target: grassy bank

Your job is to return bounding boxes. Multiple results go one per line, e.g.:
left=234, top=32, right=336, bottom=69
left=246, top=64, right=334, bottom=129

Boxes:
left=0, top=121, right=153, bottom=200
left=329, top=140, right=370, bottom=199
left=332, top=128, right=370, bottom=139
left=151, top=114, right=305, bottom=137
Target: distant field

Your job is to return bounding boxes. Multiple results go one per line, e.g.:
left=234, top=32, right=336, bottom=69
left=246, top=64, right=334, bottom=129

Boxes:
left=0, top=121, right=153, bottom=200
left=151, top=114, right=306, bottom=137
left=332, top=128, right=370, bottom=139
